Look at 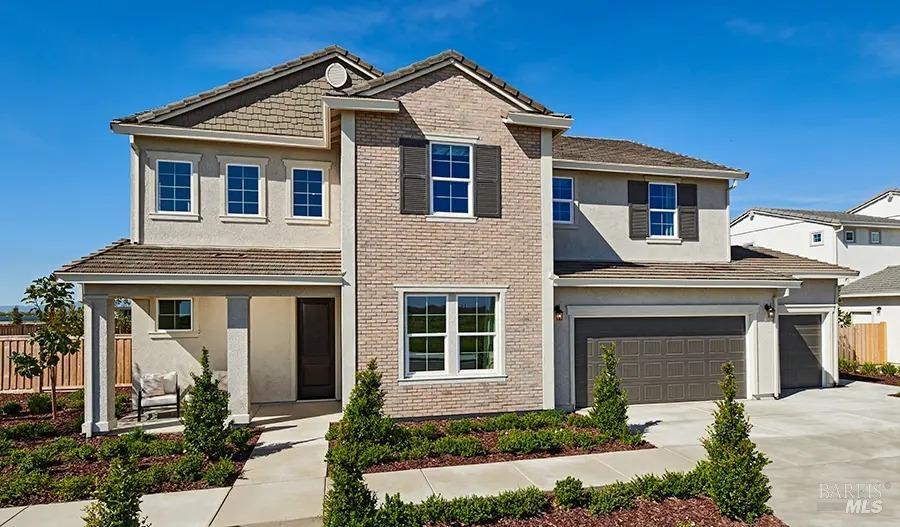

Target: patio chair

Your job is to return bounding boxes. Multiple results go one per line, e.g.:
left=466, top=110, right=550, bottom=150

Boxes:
left=137, top=371, right=181, bottom=421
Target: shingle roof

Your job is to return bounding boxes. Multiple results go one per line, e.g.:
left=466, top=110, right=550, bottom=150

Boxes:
left=343, top=49, right=558, bottom=116
left=841, top=266, right=900, bottom=297
left=114, top=46, right=382, bottom=124
left=748, top=208, right=900, bottom=227
left=555, top=245, right=857, bottom=281
left=56, top=240, right=342, bottom=277
left=553, top=135, right=746, bottom=173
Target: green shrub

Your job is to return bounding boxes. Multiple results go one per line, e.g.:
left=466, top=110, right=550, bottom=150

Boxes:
left=566, top=413, right=596, bottom=428
left=83, top=456, right=149, bottom=527
left=0, top=470, right=52, bottom=505
left=8, top=446, right=55, bottom=472
left=658, top=470, right=705, bottom=499
left=144, top=438, right=184, bottom=457
left=493, top=487, right=549, bottom=519
left=588, top=481, right=636, bottom=516
left=55, top=475, right=96, bottom=501
left=554, top=476, right=586, bottom=509
left=702, top=362, right=771, bottom=523
left=0, top=437, right=12, bottom=457
left=182, top=348, right=230, bottom=459
left=170, top=453, right=205, bottom=484
left=374, top=494, right=421, bottom=527
left=621, top=430, right=645, bottom=446
left=838, top=357, right=858, bottom=373
left=203, top=458, right=237, bottom=486
left=115, top=393, right=132, bottom=418
left=496, top=429, right=561, bottom=454
left=65, top=443, right=97, bottom=462
left=431, top=435, right=486, bottom=457
left=571, top=430, right=601, bottom=449
left=322, top=463, right=377, bottom=527
left=98, top=431, right=155, bottom=461
left=481, top=413, right=522, bottom=432
left=402, top=435, right=433, bottom=460
left=0, top=421, right=56, bottom=441
left=2, top=401, right=22, bottom=416
left=336, top=359, right=398, bottom=447
left=62, top=389, right=85, bottom=411
left=226, top=427, right=252, bottom=451
left=588, top=344, right=630, bottom=439
left=137, top=464, right=171, bottom=491
left=880, top=363, right=898, bottom=376
left=445, top=418, right=479, bottom=436
left=629, top=473, right=665, bottom=501
left=520, top=410, right=566, bottom=430
left=859, top=362, right=880, bottom=376
left=407, top=422, right=441, bottom=440
left=327, top=441, right=395, bottom=469
left=26, top=393, right=51, bottom=415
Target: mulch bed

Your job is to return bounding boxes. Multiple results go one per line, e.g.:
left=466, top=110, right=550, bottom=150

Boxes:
left=475, top=497, right=788, bottom=527
left=0, top=387, right=132, bottom=425
left=841, top=371, right=900, bottom=387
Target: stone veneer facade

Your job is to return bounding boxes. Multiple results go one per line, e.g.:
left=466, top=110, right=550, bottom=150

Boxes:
left=354, top=66, right=545, bottom=417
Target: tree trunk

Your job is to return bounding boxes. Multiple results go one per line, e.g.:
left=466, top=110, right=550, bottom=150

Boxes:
left=50, top=365, right=57, bottom=419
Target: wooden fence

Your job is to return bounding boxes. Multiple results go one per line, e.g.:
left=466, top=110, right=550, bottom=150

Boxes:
left=0, top=323, right=40, bottom=337
left=0, top=335, right=132, bottom=392
left=839, top=322, right=887, bottom=364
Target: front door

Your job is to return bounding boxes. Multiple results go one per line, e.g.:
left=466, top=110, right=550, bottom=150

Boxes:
left=297, top=298, right=335, bottom=399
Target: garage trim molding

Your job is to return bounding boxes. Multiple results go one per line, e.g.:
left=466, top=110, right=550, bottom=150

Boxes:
left=554, top=278, right=802, bottom=289
left=565, top=304, right=761, bottom=405
left=776, top=303, right=838, bottom=397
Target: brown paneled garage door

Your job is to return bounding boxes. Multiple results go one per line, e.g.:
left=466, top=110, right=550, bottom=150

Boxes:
left=574, top=317, right=746, bottom=406
left=778, top=314, right=822, bottom=389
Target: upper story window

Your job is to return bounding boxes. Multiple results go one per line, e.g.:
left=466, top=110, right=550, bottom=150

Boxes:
left=648, top=183, right=677, bottom=237
left=845, top=230, right=856, bottom=243
left=157, top=299, right=192, bottom=331
left=810, top=231, right=824, bottom=246
left=552, top=177, right=574, bottom=224
left=226, top=164, right=260, bottom=215
left=291, top=168, right=324, bottom=218
left=871, top=230, right=882, bottom=244
left=430, top=143, right=472, bottom=216
left=157, top=161, right=193, bottom=213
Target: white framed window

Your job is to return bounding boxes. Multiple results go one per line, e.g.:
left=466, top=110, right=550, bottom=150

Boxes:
left=871, top=230, right=882, bottom=244
left=552, top=176, right=574, bottom=224
left=810, top=231, right=824, bottom=246
left=156, top=299, right=192, bottom=331
left=147, top=151, right=201, bottom=221
left=430, top=142, right=473, bottom=216
left=218, top=155, right=268, bottom=222
left=284, top=160, right=331, bottom=224
left=648, top=182, right=677, bottom=237
left=845, top=230, right=856, bottom=243
left=400, top=288, right=505, bottom=380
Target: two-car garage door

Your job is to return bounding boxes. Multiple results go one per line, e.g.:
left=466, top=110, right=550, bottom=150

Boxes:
left=574, top=317, right=746, bottom=406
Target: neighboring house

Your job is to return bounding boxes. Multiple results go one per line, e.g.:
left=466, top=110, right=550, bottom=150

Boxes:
left=840, top=266, right=900, bottom=363
left=54, top=46, right=856, bottom=436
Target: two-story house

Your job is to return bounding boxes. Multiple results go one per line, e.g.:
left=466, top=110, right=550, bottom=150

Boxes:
left=55, top=46, right=855, bottom=436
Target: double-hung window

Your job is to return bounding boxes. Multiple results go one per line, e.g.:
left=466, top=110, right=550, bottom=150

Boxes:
left=430, top=143, right=472, bottom=215
left=226, top=164, right=260, bottom=215
left=157, top=299, right=192, bottom=331
left=871, top=230, right=882, bottom=244
left=292, top=168, right=324, bottom=218
left=403, top=292, right=502, bottom=379
left=552, top=177, right=574, bottom=224
left=845, top=230, right=856, bottom=243
left=157, top=161, right=193, bottom=213
left=648, top=182, right=677, bottom=237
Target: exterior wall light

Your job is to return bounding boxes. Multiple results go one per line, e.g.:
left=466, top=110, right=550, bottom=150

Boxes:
left=554, top=305, right=564, bottom=321
left=764, top=303, right=775, bottom=319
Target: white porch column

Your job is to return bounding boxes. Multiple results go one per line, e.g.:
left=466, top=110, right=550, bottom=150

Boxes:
left=226, top=296, right=251, bottom=424
left=539, top=127, right=556, bottom=409
left=340, top=110, right=357, bottom=406
left=82, top=294, right=116, bottom=437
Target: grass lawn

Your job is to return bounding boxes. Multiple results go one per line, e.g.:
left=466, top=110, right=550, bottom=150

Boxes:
left=0, top=390, right=258, bottom=507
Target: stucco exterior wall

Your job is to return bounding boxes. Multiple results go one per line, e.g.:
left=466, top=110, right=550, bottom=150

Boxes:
left=134, top=136, right=340, bottom=249
left=553, top=170, right=731, bottom=262
left=837, top=227, right=900, bottom=279
left=852, top=194, right=900, bottom=219
left=731, top=214, right=837, bottom=264
left=841, top=296, right=900, bottom=363
left=354, top=65, right=544, bottom=418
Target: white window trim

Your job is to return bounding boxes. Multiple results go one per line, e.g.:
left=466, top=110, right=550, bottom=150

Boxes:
left=151, top=298, right=198, bottom=338
left=284, top=159, right=331, bottom=225
left=845, top=230, right=856, bottom=243
left=810, top=231, right=824, bottom=246
left=552, top=176, right=575, bottom=225
left=217, top=155, right=269, bottom=223
left=648, top=181, right=678, bottom=239
left=870, top=230, right=882, bottom=244
left=147, top=151, right=202, bottom=222
left=429, top=141, right=474, bottom=218
left=403, top=294, right=450, bottom=378
left=396, top=286, right=507, bottom=383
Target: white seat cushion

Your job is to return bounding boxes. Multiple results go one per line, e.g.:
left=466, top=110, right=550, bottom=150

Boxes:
left=140, top=374, right=165, bottom=397
left=162, top=372, right=177, bottom=394
left=141, top=394, right=178, bottom=407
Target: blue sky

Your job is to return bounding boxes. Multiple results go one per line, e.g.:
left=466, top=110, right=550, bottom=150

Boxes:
left=2, top=1, right=899, bottom=303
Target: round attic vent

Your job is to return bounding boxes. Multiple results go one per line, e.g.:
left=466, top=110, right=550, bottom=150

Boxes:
left=325, top=63, right=349, bottom=89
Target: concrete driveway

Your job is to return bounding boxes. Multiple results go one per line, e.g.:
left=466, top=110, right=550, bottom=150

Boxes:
left=628, top=380, right=900, bottom=527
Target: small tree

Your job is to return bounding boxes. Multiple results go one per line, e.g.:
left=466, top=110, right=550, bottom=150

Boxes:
left=339, top=359, right=397, bottom=445
left=182, top=348, right=230, bottom=459
left=701, top=362, right=771, bottom=523
left=588, top=344, right=630, bottom=438
left=9, top=306, right=24, bottom=325
left=322, top=462, right=377, bottom=527
left=10, top=276, right=82, bottom=417
left=83, top=456, right=150, bottom=527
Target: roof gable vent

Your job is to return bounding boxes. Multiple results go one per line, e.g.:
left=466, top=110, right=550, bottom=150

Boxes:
left=325, top=63, right=349, bottom=89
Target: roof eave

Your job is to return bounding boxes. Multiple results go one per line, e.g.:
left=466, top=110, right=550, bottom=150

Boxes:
left=553, top=277, right=802, bottom=289
left=55, top=272, right=346, bottom=286
left=554, top=159, right=748, bottom=180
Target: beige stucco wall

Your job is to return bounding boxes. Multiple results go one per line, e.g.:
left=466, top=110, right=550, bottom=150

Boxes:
left=553, top=170, right=731, bottom=262
left=134, top=136, right=341, bottom=249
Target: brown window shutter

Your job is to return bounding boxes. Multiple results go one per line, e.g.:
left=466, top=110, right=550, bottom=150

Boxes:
left=627, top=180, right=649, bottom=239
left=399, top=138, right=428, bottom=215
left=474, top=144, right=501, bottom=218
left=677, top=183, right=699, bottom=241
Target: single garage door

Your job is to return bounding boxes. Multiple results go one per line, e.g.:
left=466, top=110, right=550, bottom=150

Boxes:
left=778, top=314, right=822, bottom=389
left=574, top=317, right=746, bottom=406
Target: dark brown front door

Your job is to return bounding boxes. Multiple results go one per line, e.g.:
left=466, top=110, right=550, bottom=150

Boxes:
left=297, top=298, right=335, bottom=400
